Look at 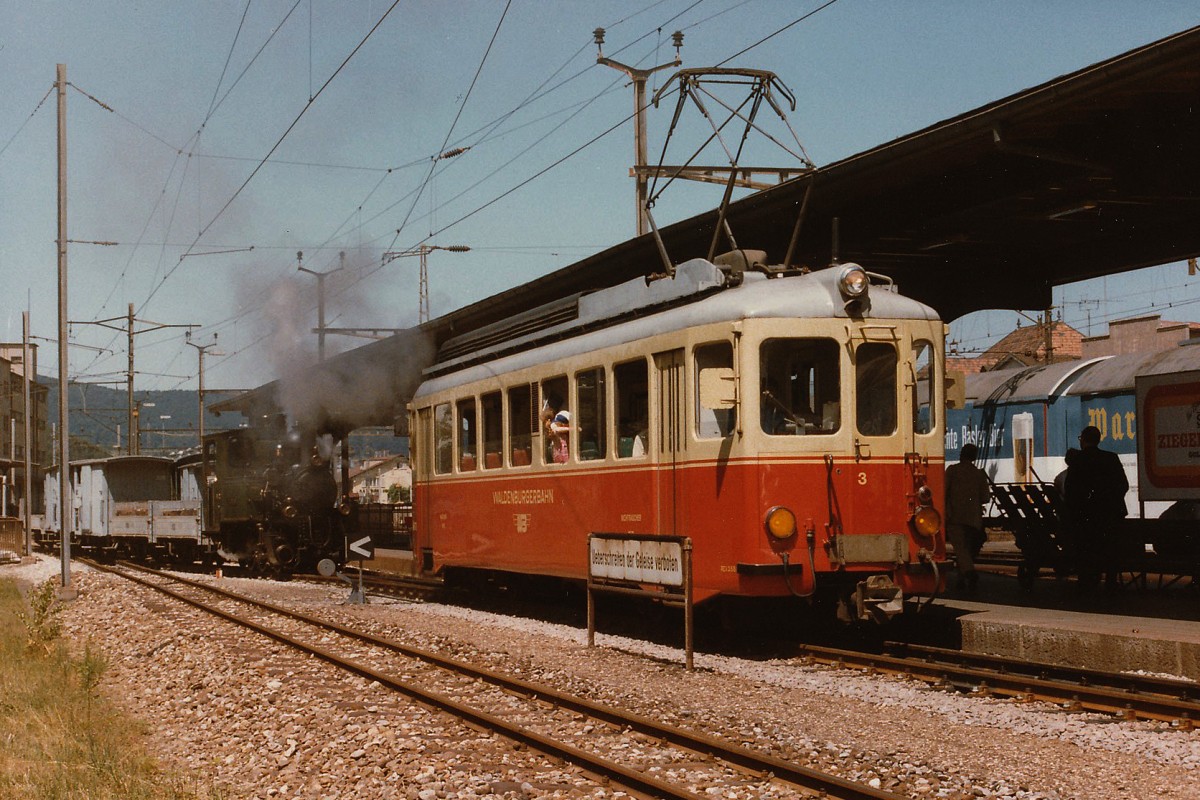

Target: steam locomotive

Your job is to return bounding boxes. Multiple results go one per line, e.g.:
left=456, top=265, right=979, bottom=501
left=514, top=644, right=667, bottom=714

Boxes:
left=31, top=417, right=354, bottom=579
left=202, top=415, right=355, bottom=578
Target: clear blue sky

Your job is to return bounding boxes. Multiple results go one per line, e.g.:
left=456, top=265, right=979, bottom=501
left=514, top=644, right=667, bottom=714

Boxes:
left=1, top=1, right=1196, bottom=393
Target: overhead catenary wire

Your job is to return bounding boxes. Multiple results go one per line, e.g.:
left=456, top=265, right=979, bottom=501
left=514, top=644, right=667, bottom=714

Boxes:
left=0, top=85, right=54, bottom=163
left=71, top=0, right=308, bottom=384
left=174, top=1, right=837, bottom=380
left=72, top=0, right=854, bottom=391
left=228, top=1, right=708, bottom=328
left=129, top=0, right=409, bottom=390
left=325, top=36, right=689, bottom=305
left=204, top=0, right=252, bottom=122
left=715, top=0, right=841, bottom=67
left=138, top=0, right=405, bottom=315
left=383, top=0, right=513, bottom=256
left=72, top=0, right=306, bottom=363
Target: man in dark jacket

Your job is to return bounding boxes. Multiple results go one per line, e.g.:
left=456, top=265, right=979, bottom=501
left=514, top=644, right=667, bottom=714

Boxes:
left=945, top=443, right=991, bottom=592
left=1063, top=425, right=1128, bottom=588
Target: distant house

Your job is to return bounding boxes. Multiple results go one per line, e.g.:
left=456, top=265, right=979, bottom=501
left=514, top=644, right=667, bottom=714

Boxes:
left=349, top=455, right=412, bottom=504
left=947, top=320, right=1083, bottom=375
left=1081, top=314, right=1200, bottom=358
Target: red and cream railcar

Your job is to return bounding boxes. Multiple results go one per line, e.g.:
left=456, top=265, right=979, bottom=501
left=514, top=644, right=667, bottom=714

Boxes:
left=409, top=256, right=946, bottom=620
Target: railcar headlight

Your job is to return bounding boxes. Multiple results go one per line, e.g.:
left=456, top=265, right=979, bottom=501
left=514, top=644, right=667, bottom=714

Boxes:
left=911, top=505, right=941, bottom=538
left=765, top=505, right=797, bottom=540
left=838, top=264, right=869, bottom=298
left=917, top=484, right=933, bottom=505
left=339, top=503, right=352, bottom=517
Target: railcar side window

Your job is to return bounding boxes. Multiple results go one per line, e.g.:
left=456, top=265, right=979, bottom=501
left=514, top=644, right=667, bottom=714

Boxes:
left=541, top=375, right=569, bottom=465
left=760, top=338, right=841, bottom=435
left=508, top=384, right=533, bottom=466
left=614, top=359, right=649, bottom=458
left=457, top=398, right=477, bottom=471
left=575, top=367, right=607, bottom=461
left=433, top=403, right=453, bottom=475
left=696, top=342, right=736, bottom=438
left=481, top=391, right=503, bottom=469
left=856, top=343, right=898, bottom=436
left=913, top=340, right=936, bottom=435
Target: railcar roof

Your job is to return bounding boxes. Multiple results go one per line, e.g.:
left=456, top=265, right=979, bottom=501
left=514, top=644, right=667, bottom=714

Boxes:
left=417, top=262, right=938, bottom=397
left=1067, top=342, right=1200, bottom=394
left=962, top=358, right=1106, bottom=403
left=70, top=455, right=175, bottom=468
left=964, top=342, right=1200, bottom=403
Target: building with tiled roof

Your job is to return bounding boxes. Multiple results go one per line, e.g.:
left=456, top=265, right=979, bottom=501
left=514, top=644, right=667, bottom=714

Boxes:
left=948, top=320, right=1083, bottom=375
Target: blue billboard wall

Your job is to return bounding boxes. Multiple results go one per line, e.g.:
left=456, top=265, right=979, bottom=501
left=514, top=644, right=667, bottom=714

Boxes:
left=947, top=394, right=1138, bottom=463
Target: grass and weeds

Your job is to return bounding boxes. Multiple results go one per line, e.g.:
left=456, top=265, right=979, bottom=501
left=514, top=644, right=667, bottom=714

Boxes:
left=0, top=577, right=224, bottom=799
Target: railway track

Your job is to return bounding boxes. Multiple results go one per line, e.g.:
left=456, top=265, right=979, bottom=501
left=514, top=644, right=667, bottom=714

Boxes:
left=92, top=556, right=1200, bottom=728
left=305, top=566, right=445, bottom=601
left=791, top=640, right=1200, bottom=727
left=87, top=559, right=904, bottom=800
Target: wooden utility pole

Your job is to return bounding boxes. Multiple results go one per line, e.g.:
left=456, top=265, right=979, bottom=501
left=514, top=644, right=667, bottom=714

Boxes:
left=22, top=311, right=32, bottom=557
left=79, top=306, right=194, bottom=454
left=127, top=303, right=134, bottom=451
left=594, top=28, right=683, bottom=238
left=381, top=245, right=470, bottom=324
left=1043, top=308, right=1054, bottom=364
left=56, top=63, right=71, bottom=592
left=297, top=250, right=342, bottom=361
left=185, top=332, right=223, bottom=471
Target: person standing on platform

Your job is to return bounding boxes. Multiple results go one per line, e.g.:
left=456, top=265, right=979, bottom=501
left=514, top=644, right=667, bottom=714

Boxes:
left=945, top=443, right=991, bottom=593
left=1063, top=425, right=1128, bottom=589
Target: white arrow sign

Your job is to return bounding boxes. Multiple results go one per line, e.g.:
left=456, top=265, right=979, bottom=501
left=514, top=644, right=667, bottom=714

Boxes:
left=348, top=535, right=374, bottom=560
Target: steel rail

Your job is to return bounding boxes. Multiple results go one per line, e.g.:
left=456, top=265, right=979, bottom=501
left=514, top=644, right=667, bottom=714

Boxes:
left=94, top=560, right=903, bottom=800
left=95, top=561, right=706, bottom=800
left=795, top=642, right=1200, bottom=727
left=887, top=642, right=1200, bottom=725
left=304, top=569, right=445, bottom=601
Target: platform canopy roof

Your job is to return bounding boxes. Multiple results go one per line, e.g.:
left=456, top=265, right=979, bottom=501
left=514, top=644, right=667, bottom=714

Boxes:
left=214, top=25, right=1200, bottom=429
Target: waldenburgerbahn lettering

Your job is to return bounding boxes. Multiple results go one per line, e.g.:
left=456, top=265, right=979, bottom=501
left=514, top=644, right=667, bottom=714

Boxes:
left=492, top=488, right=555, bottom=505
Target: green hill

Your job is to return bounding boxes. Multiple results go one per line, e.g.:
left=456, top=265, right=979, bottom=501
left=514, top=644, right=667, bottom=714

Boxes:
left=40, top=379, right=406, bottom=460
left=41, top=378, right=244, bottom=456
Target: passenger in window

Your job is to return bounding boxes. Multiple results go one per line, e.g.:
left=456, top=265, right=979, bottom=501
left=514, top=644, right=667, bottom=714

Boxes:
left=540, top=394, right=564, bottom=462
left=618, top=422, right=646, bottom=458
left=548, top=410, right=570, bottom=463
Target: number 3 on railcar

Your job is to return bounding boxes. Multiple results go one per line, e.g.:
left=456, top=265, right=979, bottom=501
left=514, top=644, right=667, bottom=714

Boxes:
left=409, top=255, right=947, bottom=622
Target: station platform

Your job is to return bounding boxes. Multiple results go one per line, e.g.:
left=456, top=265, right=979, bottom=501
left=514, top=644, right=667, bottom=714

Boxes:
left=368, top=547, right=416, bottom=575
left=932, top=566, right=1200, bottom=681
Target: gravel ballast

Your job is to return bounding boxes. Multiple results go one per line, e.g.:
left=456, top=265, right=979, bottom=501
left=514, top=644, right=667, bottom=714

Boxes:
left=5, top=556, right=1195, bottom=799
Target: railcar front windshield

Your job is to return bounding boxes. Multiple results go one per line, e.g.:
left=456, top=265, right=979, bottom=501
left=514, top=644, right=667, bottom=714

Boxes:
left=855, top=342, right=898, bottom=436
left=759, top=338, right=841, bottom=435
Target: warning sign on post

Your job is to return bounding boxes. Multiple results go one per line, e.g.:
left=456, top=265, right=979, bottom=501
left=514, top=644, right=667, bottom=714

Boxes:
left=589, top=535, right=684, bottom=587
